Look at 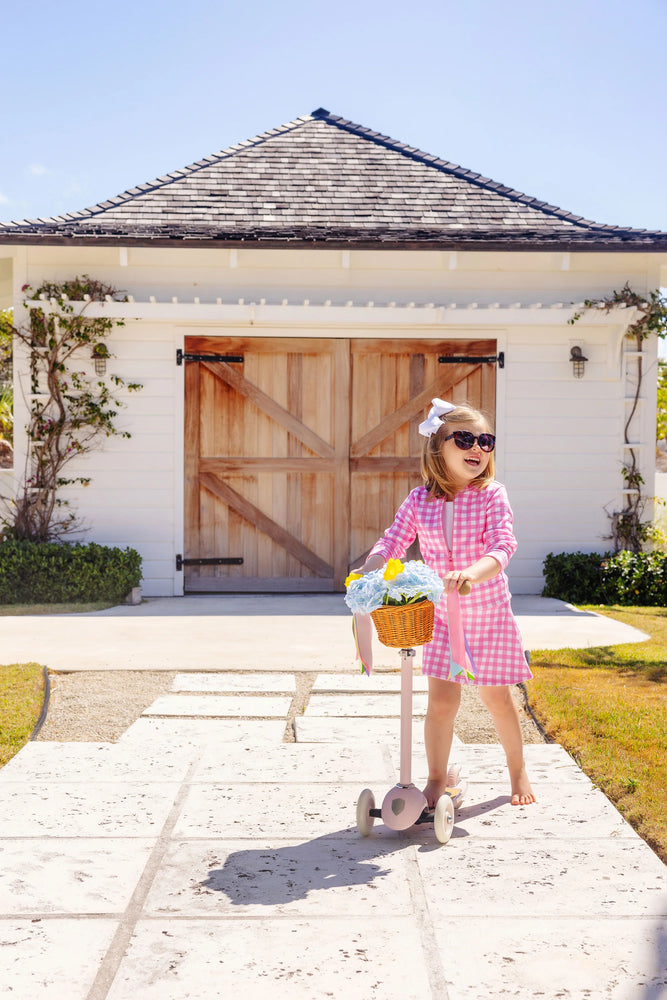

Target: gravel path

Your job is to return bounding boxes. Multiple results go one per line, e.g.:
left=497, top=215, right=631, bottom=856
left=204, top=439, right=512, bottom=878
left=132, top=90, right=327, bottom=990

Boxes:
left=35, top=670, right=545, bottom=745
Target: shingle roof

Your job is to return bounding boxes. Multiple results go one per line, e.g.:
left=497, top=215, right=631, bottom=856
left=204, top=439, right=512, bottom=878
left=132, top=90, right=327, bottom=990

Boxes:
left=2, top=108, right=666, bottom=250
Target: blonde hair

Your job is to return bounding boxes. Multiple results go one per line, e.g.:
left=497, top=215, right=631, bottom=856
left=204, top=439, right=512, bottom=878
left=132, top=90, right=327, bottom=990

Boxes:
left=420, top=403, right=495, bottom=499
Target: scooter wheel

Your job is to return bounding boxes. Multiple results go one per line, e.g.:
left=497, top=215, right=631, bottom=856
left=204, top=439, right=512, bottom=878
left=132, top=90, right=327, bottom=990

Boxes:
left=356, top=788, right=376, bottom=837
left=434, top=793, right=455, bottom=844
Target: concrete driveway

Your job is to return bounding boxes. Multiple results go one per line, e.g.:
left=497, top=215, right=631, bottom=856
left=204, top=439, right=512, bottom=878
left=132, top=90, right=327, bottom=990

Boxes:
left=0, top=594, right=650, bottom=672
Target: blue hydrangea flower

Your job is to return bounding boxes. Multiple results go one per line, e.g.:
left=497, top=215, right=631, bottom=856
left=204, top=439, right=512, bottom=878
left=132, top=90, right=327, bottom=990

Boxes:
left=344, top=560, right=444, bottom=612
left=343, top=569, right=390, bottom=614
left=386, top=560, right=444, bottom=605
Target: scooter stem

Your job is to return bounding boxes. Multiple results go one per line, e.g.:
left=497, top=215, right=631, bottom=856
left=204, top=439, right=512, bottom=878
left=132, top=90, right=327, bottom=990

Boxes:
left=399, top=648, right=415, bottom=786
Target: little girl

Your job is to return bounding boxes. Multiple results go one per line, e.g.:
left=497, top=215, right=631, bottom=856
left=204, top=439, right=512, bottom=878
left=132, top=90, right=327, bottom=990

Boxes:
left=357, top=398, right=536, bottom=807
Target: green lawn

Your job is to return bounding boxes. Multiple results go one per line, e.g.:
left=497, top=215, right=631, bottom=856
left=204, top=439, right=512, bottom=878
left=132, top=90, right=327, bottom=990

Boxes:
left=0, top=601, right=115, bottom=615
left=528, top=606, right=667, bottom=862
left=0, top=663, right=45, bottom=767
left=0, top=601, right=114, bottom=765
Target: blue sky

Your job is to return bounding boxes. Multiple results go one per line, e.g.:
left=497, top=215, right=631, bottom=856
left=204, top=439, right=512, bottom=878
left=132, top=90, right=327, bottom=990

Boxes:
left=1, top=0, right=666, bottom=349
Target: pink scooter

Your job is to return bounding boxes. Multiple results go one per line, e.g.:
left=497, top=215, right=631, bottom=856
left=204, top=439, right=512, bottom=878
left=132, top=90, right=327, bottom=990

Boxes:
left=356, top=646, right=467, bottom=844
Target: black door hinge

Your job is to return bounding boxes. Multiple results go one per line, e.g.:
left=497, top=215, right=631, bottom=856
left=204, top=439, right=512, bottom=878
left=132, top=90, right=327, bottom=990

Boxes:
left=176, top=350, right=244, bottom=366
left=176, top=555, right=244, bottom=571
left=438, top=352, right=504, bottom=369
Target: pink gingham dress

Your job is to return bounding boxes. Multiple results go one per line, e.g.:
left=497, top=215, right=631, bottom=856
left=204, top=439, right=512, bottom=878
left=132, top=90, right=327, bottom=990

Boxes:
left=368, top=482, right=532, bottom=685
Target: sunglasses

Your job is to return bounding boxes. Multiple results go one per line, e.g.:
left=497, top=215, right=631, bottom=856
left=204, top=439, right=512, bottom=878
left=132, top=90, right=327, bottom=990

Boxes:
left=444, top=431, right=496, bottom=453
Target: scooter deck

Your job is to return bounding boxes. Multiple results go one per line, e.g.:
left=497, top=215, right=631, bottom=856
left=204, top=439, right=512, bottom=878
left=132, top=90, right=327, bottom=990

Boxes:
left=368, top=783, right=467, bottom=822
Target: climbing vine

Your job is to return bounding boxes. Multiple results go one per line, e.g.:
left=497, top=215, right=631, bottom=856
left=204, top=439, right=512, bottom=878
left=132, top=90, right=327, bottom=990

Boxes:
left=570, top=283, right=667, bottom=552
left=0, top=276, right=141, bottom=541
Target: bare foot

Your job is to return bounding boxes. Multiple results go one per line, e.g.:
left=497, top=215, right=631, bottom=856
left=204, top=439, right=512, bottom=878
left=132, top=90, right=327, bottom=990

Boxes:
left=422, top=778, right=447, bottom=809
left=511, top=765, right=536, bottom=806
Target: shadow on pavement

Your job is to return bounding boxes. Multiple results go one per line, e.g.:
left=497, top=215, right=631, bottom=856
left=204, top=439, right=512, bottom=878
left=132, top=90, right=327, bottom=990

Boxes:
left=200, top=796, right=509, bottom=906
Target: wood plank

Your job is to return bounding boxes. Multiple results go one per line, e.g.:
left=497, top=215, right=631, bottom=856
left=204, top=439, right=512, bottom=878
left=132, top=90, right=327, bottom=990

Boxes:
left=409, top=354, right=425, bottom=455
left=202, top=360, right=335, bottom=459
left=256, top=351, right=274, bottom=577
left=350, top=457, right=421, bottom=473
left=364, top=346, right=381, bottom=573
left=350, top=338, right=496, bottom=357
left=183, top=361, right=200, bottom=563
left=287, top=353, right=303, bottom=578
left=185, top=576, right=335, bottom=593
left=333, top=339, right=351, bottom=589
left=200, top=458, right=338, bottom=473
left=200, top=472, right=333, bottom=578
left=186, top=335, right=334, bottom=356
left=350, top=363, right=482, bottom=457
left=481, top=359, right=496, bottom=426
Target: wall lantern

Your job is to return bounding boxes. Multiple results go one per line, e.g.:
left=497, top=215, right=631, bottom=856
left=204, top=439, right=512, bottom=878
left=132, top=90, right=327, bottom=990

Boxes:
left=92, top=343, right=109, bottom=375
left=569, top=345, right=588, bottom=378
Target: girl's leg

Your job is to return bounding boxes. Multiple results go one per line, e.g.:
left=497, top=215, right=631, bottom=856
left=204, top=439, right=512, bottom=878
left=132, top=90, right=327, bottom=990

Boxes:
left=422, top=677, right=462, bottom=808
left=478, top=685, right=536, bottom=805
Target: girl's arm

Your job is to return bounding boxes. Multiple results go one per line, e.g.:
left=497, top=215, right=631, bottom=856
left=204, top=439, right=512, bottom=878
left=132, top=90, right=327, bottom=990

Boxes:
left=354, top=491, right=418, bottom=572
left=480, top=484, right=518, bottom=570
left=445, top=485, right=516, bottom=593
left=442, top=555, right=502, bottom=593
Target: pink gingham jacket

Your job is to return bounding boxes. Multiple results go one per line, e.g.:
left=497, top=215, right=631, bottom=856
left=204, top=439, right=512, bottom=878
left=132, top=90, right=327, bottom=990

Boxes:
left=367, top=481, right=530, bottom=683
left=368, top=481, right=517, bottom=614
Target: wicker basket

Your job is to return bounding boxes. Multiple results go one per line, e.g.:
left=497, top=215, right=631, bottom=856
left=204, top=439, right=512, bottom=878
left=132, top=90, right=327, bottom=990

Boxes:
left=371, top=599, right=435, bottom=648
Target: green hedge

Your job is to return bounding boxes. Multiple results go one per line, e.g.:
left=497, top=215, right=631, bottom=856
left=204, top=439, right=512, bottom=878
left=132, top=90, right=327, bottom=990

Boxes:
left=542, top=549, right=667, bottom=606
left=600, top=550, right=667, bottom=606
left=542, top=551, right=608, bottom=604
left=0, top=539, right=142, bottom=604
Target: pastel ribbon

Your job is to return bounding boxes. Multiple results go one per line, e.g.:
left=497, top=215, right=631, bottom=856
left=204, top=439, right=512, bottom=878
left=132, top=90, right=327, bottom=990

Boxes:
left=447, top=588, right=477, bottom=682
left=418, top=398, right=456, bottom=438
left=353, top=613, right=373, bottom=675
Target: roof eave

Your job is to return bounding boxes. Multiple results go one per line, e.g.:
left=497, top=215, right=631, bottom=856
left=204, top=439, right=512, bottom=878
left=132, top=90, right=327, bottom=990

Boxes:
left=2, top=230, right=667, bottom=252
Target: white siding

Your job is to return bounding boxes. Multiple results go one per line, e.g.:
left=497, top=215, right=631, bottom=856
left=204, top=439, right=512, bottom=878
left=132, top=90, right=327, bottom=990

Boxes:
left=54, top=323, right=179, bottom=597
left=6, top=245, right=664, bottom=595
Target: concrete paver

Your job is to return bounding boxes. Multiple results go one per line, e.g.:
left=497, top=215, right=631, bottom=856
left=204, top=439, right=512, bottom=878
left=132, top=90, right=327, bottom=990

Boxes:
left=118, top=717, right=286, bottom=746
left=144, top=836, right=416, bottom=916
left=0, top=596, right=665, bottom=999
left=432, top=917, right=666, bottom=1000
left=189, top=742, right=394, bottom=785
left=143, top=694, right=292, bottom=718
left=0, top=781, right=180, bottom=838
left=0, top=839, right=155, bottom=914
left=307, top=692, right=429, bottom=717
left=0, top=741, right=196, bottom=782
left=172, top=672, right=296, bottom=692
left=418, top=837, right=667, bottom=918
left=104, top=918, right=436, bottom=1000
left=172, top=782, right=375, bottom=840
left=312, top=671, right=429, bottom=692
left=294, top=716, right=451, bottom=747
left=0, top=920, right=118, bottom=1000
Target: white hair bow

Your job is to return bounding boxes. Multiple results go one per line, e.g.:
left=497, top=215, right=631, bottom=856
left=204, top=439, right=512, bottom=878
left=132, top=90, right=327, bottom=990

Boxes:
left=418, top=398, right=456, bottom=437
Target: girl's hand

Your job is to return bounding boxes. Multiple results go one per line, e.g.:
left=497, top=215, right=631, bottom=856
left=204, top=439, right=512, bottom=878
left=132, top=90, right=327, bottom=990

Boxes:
left=442, top=571, right=474, bottom=595
left=353, top=554, right=386, bottom=576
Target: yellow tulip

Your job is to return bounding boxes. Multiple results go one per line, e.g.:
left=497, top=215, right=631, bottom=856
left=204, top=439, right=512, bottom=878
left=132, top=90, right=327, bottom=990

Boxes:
left=383, top=558, right=404, bottom=581
left=345, top=572, right=363, bottom=587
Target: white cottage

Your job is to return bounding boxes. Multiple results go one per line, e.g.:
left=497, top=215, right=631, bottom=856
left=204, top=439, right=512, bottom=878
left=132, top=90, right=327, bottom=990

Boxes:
left=1, top=108, right=666, bottom=596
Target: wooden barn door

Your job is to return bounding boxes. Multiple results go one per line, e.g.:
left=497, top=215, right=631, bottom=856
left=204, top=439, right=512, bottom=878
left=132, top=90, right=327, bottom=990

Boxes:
left=184, top=335, right=497, bottom=592
left=349, top=338, right=497, bottom=569
left=184, top=336, right=349, bottom=592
